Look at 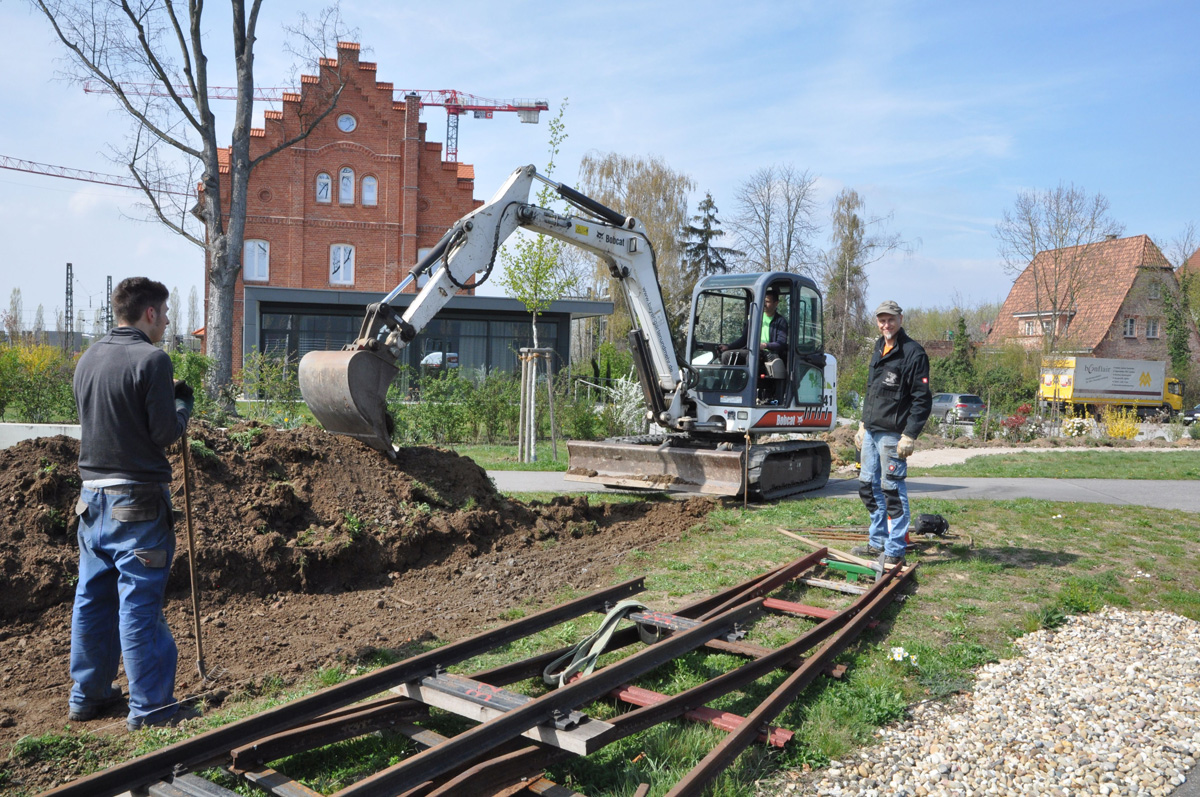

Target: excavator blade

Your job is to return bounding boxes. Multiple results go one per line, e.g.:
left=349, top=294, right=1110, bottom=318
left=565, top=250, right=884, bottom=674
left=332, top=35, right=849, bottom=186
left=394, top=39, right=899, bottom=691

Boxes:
left=565, top=438, right=831, bottom=501
left=299, top=349, right=398, bottom=457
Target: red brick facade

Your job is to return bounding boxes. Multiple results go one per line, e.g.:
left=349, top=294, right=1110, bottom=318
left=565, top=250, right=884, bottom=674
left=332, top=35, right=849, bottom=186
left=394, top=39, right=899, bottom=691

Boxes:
left=211, top=42, right=482, bottom=369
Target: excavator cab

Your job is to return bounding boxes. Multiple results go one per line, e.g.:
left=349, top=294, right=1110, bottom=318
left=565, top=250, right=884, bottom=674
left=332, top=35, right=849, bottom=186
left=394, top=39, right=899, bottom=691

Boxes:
left=685, top=272, right=828, bottom=430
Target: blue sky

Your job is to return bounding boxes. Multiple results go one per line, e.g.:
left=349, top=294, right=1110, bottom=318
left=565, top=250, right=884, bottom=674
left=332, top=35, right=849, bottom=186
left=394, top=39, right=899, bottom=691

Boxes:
left=1, top=0, right=1197, bottom=332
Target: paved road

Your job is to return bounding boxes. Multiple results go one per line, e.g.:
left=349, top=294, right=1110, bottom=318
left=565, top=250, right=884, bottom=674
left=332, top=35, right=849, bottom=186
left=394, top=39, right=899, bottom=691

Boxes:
left=489, top=471, right=1200, bottom=513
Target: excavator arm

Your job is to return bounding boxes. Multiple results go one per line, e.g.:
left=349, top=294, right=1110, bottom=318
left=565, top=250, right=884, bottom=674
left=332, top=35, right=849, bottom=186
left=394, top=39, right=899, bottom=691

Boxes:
left=299, top=164, right=684, bottom=456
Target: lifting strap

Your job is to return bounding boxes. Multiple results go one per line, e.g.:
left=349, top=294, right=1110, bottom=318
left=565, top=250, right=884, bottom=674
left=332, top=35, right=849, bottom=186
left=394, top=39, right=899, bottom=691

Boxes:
left=542, top=600, right=648, bottom=688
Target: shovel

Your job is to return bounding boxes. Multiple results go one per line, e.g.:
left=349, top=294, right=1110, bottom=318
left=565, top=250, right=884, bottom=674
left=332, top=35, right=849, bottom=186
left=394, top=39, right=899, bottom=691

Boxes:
left=179, top=436, right=209, bottom=680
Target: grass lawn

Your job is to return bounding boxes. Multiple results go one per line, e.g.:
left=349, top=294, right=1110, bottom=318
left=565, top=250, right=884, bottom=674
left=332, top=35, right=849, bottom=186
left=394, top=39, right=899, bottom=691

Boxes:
left=13, top=492, right=1199, bottom=797
left=453, top=441, right=571, bottom=471
left=908, top=448, right=1200, bottom=479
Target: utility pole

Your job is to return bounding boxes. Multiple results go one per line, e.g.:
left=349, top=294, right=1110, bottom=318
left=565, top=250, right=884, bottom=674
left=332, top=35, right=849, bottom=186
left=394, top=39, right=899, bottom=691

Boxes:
left=65, top=263, right=74, bottom=353
left=105, top=276, right=113, bottom=332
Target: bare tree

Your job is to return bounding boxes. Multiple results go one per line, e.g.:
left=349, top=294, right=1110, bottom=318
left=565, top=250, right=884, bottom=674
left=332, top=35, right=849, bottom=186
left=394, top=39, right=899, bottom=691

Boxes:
left=187, top=285, right=200, bottom=340
left=730, top=164, right=820, bottom=274
left=994, top=182, right=1124, bottom=353
left=32, top=0, right=352, bottom=394
left=577, top=152, right=695, bottom=345
left=817, top=188, right=908, bottom=363
left=5, top=288, right=23, bottom=342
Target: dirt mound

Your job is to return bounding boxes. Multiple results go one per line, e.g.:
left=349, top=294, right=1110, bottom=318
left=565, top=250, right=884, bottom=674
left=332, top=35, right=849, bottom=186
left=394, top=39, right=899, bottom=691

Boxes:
left=0, top=423, right=712, bottom=623
left=0, top=423, right=715, bottom=774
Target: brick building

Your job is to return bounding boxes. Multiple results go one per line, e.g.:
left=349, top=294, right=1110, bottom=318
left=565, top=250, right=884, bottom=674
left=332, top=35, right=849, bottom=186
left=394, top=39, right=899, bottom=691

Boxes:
left=986, top=234, right=1200, bottom=365
left=209, top=42, right=607, bottom=379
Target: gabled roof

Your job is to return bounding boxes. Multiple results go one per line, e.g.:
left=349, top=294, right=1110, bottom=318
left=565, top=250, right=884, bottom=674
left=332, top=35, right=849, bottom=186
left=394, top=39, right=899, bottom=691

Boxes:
left=987, top=234, right=1174, bottom=351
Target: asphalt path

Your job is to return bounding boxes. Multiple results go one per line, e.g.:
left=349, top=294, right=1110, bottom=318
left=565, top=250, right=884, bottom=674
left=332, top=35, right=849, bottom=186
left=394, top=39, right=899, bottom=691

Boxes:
left=488, top=471, right=1200, bottom=513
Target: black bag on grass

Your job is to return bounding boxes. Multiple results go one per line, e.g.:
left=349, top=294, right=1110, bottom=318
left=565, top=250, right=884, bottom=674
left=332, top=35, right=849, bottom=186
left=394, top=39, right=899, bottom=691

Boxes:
left=912, top=513, right=949, bottom=536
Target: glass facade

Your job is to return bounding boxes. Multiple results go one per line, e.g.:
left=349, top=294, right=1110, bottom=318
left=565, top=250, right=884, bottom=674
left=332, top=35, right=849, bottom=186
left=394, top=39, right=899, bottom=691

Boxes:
left=259, top=308, right=560, bottom=378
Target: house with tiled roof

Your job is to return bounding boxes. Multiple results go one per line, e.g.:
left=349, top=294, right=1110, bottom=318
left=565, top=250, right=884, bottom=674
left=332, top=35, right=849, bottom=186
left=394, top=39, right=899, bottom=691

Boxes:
left=986, top=234, right=1200, bottom=366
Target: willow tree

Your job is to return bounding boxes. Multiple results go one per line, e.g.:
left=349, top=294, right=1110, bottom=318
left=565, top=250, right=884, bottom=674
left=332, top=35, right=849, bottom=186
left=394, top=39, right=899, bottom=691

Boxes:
left=32, top=0, right=351, bottom=394
left=577, top=152, right=694, bottom=346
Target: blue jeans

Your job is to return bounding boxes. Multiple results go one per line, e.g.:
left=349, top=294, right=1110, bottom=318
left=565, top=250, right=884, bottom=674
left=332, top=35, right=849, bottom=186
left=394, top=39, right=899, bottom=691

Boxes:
left=858, top=430, right=909, bottom=557
left=69, top=484, right=178, bottom=726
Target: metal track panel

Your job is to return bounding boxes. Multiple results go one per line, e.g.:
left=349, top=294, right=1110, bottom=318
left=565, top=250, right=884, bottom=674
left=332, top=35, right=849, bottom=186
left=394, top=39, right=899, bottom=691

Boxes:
left=333, top=599, right=763, bottom=796
left=43, top=578, right=646, bottom=797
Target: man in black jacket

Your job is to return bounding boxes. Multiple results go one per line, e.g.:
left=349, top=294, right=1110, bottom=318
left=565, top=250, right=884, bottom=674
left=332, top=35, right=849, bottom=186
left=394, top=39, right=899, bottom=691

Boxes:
left=69, top=277, right=195, bottom=731
left=852, top=300, right=931, bottom=566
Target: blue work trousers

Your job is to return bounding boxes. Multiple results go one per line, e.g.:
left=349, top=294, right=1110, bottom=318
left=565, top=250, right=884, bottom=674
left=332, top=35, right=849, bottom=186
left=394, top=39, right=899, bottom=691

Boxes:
left=858, top=429, right=910, bottom=557
left=69, top=484, right=178, bottom=726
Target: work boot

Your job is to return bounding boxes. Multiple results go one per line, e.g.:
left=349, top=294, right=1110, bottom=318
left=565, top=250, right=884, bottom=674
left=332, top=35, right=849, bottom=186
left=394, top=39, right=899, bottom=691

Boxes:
left=68, top=690, right=125, bottom=722
left=881, top=554, right=906, bottom=568
left=127, top=704, right=201, bottom=732
left=850, top=545, right=882, bottom=558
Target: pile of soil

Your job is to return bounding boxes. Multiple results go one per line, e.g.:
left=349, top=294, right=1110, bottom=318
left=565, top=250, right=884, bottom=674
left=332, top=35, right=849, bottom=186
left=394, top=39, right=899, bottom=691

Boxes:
left=0, top=423, right=714, bottom=777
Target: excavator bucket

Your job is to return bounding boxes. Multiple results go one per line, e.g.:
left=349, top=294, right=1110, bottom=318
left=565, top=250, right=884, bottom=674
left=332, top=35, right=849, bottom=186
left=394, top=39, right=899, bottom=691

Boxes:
left=299, top=349, right=399, bottom=457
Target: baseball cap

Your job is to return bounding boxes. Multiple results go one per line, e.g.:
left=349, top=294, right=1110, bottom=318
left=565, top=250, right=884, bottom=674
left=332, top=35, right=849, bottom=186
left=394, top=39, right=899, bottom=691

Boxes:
left=874, top=300, right=903, bottom=317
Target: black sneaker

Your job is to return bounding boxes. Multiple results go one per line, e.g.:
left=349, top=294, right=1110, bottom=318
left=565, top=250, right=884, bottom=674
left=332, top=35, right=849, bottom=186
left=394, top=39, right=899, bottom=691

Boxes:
left=67, top=691, right=125, bottom=722
left=127, top=704, right=200, bottom=732
left=850, top=545, right=882, bottom=557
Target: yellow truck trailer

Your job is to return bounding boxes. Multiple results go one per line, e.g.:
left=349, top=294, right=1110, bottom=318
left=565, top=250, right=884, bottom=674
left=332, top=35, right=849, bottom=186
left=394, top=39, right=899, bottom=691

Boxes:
left=1040, top=357, right=1183, bottom=417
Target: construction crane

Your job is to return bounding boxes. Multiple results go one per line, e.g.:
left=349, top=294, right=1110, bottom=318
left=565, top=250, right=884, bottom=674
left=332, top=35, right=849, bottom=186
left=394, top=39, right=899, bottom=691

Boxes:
left=83, top=81, right=549, bottom=162
left=0, top=154, right=191, bottom=195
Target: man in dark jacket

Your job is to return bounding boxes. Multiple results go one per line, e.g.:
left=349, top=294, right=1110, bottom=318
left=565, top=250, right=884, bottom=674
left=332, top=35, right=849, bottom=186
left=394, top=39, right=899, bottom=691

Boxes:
left=69, top=277, right=195, bottom=731
left=852, top=300, right=931, bottom=566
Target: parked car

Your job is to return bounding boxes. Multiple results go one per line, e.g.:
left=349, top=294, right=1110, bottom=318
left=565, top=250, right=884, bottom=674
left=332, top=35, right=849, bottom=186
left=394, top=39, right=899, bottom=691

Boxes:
left=931, top=392, right=988, bottom=422
left=1183, top=404, right=1200, bottom=426
left=419, top=351, right=459, bottom=370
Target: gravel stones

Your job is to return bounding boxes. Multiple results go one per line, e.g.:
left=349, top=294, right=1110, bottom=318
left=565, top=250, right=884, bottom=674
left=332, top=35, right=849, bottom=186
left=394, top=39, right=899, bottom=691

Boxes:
left=805, top=607, right=1200, bottom=795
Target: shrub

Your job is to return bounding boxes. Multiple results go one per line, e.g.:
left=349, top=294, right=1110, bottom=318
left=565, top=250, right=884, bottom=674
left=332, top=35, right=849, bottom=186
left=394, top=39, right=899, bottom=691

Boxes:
left=7, top=343, right=77, bottom=422
left=1061, top=416, right=1093, bottom=438
left=168, top=350, right=224, bottom=423
left=1100, top=406, right=1139, bottom=441
left=1000, top=403, right=1038, bottom=442
left=470, top=370, right=520, bottom=442
left=239, top=348, right=303, bottom=428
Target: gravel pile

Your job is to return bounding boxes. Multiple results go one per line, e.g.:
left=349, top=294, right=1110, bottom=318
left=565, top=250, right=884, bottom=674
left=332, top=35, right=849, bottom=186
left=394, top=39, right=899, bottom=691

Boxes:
left=805, top=607, right=1200, bottom=796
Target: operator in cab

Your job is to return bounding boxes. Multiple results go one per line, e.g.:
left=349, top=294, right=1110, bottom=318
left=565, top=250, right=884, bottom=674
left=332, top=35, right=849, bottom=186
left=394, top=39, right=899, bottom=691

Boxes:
left=718, top=286, right=789, bottom=401
left=853, top=300, right=931, bottom=567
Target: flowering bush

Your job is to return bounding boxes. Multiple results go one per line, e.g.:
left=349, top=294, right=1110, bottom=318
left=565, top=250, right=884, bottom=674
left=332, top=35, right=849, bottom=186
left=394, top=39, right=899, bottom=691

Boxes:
left=1100, top=406, right=1139, bottom=440
left=1061, top=416, right=1094, bottom=438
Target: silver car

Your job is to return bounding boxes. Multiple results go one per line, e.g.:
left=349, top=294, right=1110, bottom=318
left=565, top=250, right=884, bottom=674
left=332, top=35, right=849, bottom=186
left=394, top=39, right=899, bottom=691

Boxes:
left=931, top=392, right=987, bottom=422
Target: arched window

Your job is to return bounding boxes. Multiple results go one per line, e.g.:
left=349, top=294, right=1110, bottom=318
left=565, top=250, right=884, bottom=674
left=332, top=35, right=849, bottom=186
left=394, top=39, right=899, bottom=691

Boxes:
left=243, top=239, right=269, bottom=282
left=315, top=172, right=331, bottom=203
left=330, top=244, right=355, bottom=285
left=339, top=167, right=354, bottom=205
left=362, top=175, right=378, bottom=207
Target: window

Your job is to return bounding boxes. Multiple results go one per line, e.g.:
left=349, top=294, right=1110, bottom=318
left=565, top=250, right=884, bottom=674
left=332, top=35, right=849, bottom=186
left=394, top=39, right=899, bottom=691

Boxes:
left=1041, top=319, right=1052, bottom=334
left=1123, top=317, right=1137, bottom=338
left=339, top=167, right=354, bottom=205
left=243, top=239, right=269, bottom=282
left=316, top=172, right=331, bottom=203
left=1149, top=283, right=1162, bottom=300
left=362, top=176, right=378, bottom=207
left=1147, top=318, right=1160, bottom=339
left=1022, top=320, right=1037, bottom=336
left=330, top=244, right=355, bottom=285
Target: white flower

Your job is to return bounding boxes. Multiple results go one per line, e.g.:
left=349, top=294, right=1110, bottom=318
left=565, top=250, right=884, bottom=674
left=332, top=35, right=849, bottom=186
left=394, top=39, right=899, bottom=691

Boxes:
left=890, top=646, right=908, bottom=661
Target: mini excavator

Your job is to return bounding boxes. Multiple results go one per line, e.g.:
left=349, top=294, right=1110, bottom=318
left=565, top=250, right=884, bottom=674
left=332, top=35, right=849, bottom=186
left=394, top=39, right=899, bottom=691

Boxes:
left=298, top=164, right=837, bottom=499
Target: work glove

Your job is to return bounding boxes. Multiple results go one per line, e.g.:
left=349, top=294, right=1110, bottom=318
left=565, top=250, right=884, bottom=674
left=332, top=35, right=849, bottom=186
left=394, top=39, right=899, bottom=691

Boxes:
left=174, top=379, right=195, bottom=418
left=896, top=434, right=916, bottom=460
left=854, top=423, right=865, bottom=450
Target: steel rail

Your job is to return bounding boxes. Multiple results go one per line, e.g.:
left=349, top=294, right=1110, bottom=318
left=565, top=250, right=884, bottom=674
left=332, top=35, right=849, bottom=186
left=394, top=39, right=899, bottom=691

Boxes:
left=43, top=577, right=646, bottom=797
left=421, top=564, right=908, bottom=796
left=666, top=564, right=917, bottom=796
left=333, top=599, right=764, bottom=796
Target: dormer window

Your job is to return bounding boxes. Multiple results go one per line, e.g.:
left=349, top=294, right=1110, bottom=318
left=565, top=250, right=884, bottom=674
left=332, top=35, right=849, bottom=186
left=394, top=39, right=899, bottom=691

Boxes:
left=339, top=167, right=354, bottom=205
